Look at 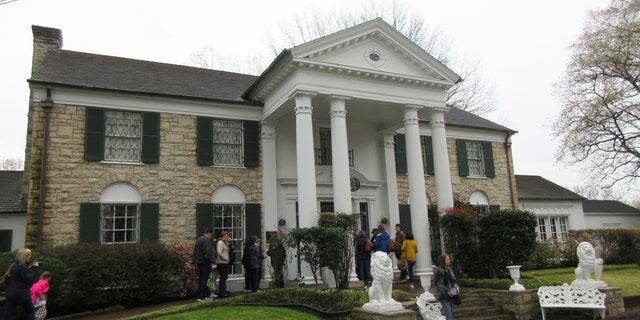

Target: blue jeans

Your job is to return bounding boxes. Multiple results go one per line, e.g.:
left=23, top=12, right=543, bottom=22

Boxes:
left=440, top=298, right=454, bottom=320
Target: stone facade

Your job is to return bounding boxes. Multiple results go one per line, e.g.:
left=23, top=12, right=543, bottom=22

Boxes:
left=24, top=102, right=263, bottom=247
left=397, top=138, right=517, bottom=210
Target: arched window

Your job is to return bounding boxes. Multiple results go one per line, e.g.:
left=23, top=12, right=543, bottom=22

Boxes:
left=469, top=191, right=490, bottom=214
left=212, top=185, right=245, bottom=276
left=100, top=182, right=141, bottom=244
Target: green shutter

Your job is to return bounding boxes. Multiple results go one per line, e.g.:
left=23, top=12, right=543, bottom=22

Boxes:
left=398, top=204, right=413, bottom=235
left=196, top=203, right=213, bottom=238
left=196, top=117, right=213, bottom=166
left=245, top=203, right=261, bottom=238
left=139, top=203, right=159, bottom=243
left=395, top=134, right=407, bottom=173
left=80, top=203, right=101, bottom=243
left=141, top=113, right=160, bottom=163
left=84, top=108, right=105, bottom=161
left=456, top=139, right=469, bottom=177
left=423, top=136, right=435, bottom=175
left=483, top=141, right=495, bottom=178
left=243, top=121, right=260, bottom=168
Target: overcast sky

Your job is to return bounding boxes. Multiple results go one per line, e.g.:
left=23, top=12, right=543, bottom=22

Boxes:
left=3, top=0, right=627, bottom=199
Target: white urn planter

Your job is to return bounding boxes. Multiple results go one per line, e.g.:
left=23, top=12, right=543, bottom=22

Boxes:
left=507, top=265, right=526, bottom=292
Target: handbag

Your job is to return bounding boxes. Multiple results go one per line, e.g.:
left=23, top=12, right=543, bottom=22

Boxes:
left=454, top=293, right=462, bottom=305
left=397, top=257, right=408, bottom=270
left=0, top=263, right=13, bottom=291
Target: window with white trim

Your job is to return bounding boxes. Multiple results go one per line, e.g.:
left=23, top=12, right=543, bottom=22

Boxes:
left=537, top=216, right=568, bottom=241
left=102, top=204, right=139, bottom=244
left=213, top=204, right=244, bottom=275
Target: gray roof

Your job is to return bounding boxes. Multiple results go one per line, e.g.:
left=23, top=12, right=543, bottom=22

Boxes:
left=0, top=171, right=26, bottom=214
left=582, top=200, right=640, bottom=214
left=29, top=27, right=514, bottom=134
left=440, top=107, right=515, bottom=134
left=515, top=174, right=586, bottom=201
left=29, top=50, right=260, bottom=105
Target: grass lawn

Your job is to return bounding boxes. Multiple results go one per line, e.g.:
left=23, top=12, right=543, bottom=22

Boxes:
left=151, top=306, right=323, bottom=320
left=522, top=263, right=640, bottom=296
left=123, top=264, right=640, bottom=319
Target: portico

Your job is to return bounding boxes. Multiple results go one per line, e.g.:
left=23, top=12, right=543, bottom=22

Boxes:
left=247, top=18, right=461, bottom=282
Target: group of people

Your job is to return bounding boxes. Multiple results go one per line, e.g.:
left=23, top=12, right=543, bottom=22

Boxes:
left=193, top=229, right=265, bottom=302
left=355, top=224, right=418, bottom=287
left=356, top=225, right=460, bottom=320
left=2, top=248, right=52, bottom=320
left=192, top=229, right=231, bottom=302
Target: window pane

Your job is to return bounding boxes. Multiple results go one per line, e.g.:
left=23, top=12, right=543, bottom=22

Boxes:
left=212, top=120, right=243, bottom=166
left=105, top=111, right=142, bottom=162
left=465, top=141, right=485, bottom=177
left=101, top=204, right=139, bottom=244
left=213, top=204, right=245, bottom=276
left=538, top=217, right=547, bottom=241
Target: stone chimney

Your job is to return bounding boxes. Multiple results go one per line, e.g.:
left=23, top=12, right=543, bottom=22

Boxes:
left=31, top=25, right=62, bottom=75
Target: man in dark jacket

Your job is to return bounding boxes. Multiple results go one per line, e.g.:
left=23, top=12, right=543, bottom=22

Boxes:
left=193, top=228, right=215, bottom=302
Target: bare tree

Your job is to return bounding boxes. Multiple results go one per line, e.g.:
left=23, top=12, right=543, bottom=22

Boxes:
left=573, top=184, right=616, bottom=200
left=189, top=44, right=265, bottom=76
left=553, top=0, right=640, bottom=189
left=190, top=0, right=496, bottom=115
left=1, top=157, right=24, bottom=170
left=271, top=1, right=496, bottom=115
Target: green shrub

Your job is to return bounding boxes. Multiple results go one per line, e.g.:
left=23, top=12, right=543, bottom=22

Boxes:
left=522, top=241, right=565, bottom=270
left=478, top=210, right=537, bottom=277
left=458, top=275, right=563, bottom=290
left=43, top=243, right=183, bottom=313
left=523, top=229, right=640, bottom=269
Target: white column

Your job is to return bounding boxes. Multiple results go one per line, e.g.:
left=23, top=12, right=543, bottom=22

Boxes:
left=431, top=108, right=454, bottom=210
left=404, top=105, right=432, bottom=272
left=329, top=96, right=352, bottom=214
left=294, top=92, right=318, bottom=228
left=261, top=122, right=278, bottom=232
left=383, top=134, right=400, bottom=227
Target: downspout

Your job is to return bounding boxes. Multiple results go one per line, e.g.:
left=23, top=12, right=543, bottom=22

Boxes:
left=37, top=88, right=54, bottom=250
left=504, top=133, right=517, bottom=210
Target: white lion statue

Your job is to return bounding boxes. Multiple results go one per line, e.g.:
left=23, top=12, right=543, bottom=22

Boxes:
left=362, top=251, right=404, bottom=312
left=572, top=242, right=606, bottom=287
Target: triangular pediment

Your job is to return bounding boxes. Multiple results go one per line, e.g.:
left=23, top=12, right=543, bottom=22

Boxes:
left=289, top=18, right=460, bottom=85
left=243, top=18, right=460, bottom=105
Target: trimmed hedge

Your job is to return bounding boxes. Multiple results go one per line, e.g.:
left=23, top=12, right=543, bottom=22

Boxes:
left=41, top=243, right=183, bottom=314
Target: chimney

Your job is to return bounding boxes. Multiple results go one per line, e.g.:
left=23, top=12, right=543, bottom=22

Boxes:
left=31, top=26, right=62, bottom=76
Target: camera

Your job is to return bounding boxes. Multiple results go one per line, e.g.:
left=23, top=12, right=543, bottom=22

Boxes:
left=30, top=259, right=42, bottom=266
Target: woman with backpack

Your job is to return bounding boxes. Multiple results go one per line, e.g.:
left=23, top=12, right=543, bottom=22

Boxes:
left=355, top=230, right=373, bottom=287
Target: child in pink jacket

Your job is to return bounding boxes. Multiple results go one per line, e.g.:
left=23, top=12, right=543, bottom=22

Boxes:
left=30, top=271, right=51, bottom=320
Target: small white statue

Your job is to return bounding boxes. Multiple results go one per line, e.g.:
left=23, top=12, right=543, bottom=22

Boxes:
left=572, top=242, right=607, bottom=287
left=362, top=251, right=404, bottom=312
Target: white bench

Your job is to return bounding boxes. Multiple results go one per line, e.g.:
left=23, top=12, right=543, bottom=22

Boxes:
left=538, top=284, right=606, bottom=320
left=416, top=294, right=445, bottom=320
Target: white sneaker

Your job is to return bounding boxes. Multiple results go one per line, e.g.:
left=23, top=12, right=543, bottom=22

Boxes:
left=244, top=289, right=251, bottom=293
left=197, top=297, right=212, bottom=302
left=210, top=293, right=218, bottom=298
